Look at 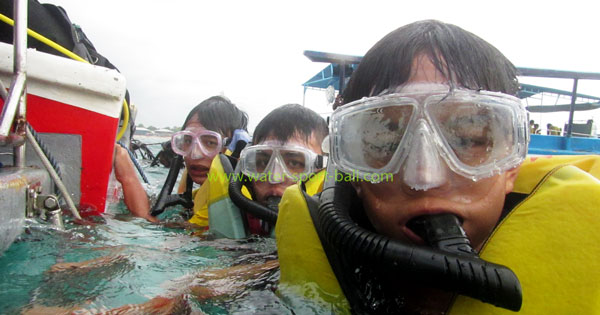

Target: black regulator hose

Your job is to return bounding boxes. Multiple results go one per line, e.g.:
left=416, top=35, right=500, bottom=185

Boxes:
left=150, top=155, right=193, bottom=217
left=317, top=167, right=522, bottom=311
left=228, top=172, right=278, bottom=224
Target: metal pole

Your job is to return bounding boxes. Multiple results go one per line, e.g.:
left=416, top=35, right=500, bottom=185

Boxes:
left=0, top=74, right=25, bottom=137
left=302, top=86, right=306, bottom=106
left=566, top=78, right=579, bottom=138
left=0, top=0, right=28, bottom=165
left=339, top=62, right=346, bottom=94
left=13, top=0, right=28, bottom=168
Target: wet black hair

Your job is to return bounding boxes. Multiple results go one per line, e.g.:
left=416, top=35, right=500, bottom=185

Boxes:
left=182, top=96, right=248, bottom=139
left=253, top=104, right=328, bottom=147
left=340, top=20, right=519, bottom=107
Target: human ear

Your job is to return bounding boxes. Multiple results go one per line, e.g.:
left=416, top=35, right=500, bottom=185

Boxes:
left=504, top=165, right=521, bottom=194
left=222, top=137, right=230, bottom=153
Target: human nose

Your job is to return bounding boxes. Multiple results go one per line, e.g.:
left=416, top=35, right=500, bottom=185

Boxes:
left=401, top=119, right=448, bottom=191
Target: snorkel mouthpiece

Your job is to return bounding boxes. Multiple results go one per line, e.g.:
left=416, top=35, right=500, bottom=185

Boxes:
left=265, top=196, right=282, bottom=212
left=406, top=214, right=476, bottom=255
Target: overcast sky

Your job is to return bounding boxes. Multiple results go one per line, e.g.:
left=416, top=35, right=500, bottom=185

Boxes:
left=46, top=0, right=600, bottom=132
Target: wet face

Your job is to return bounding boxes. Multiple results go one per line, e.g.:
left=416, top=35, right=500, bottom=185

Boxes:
left=351, top=55, right=520, bottom=250
left=251, top=132, right=323, bottom=206
left=182, top=119, right=223, bottom=185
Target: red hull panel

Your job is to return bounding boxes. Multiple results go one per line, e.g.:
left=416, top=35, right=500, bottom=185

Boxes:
left=1, top=94, right=118, bottom=215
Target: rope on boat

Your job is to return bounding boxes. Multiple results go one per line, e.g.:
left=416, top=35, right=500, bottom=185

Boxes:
left=25, top=124, right=82, bottom=220
left=118, top=141, right=150, bottom=184
left=26, top=123, right=63, bottom=198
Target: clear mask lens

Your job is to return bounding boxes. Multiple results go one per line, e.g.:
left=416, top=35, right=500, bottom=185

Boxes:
left=172, top=133, right=194, bottom=153
left=171, top=130, right=222, bottom=159
left=426, top=94, right=516, bottom=172
left=334, top=102, right=413, bottom=174
left=240, top=144, right=319, bottom=182
left=330, top=87, right=527, bottom=183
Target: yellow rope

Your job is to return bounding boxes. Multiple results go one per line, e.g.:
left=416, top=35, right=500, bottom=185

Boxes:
left=0, top=13, right=130, bottom=141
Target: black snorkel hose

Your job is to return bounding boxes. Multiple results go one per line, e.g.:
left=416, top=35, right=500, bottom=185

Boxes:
left=317, top=166, right=522, bottom=311
left=228, top=172, right=279, bottom=225
left=150, top=155, right=194, bottom=217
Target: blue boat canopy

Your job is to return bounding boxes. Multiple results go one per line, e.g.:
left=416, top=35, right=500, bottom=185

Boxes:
left=303, top=63, right=358, bottom=91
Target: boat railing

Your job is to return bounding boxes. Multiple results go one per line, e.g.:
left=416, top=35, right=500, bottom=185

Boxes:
left=0, top=0, right=27, bottom=167
left=570, top=132, right=597, bottom=138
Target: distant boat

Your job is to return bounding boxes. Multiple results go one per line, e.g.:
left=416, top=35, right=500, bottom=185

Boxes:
left=135, top=127, right=155, bottom=136
left=153, top=129, right=174, bottom=137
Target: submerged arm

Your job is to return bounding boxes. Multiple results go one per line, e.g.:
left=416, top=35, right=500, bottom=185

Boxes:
left=114, top=145, right=157, bottom=222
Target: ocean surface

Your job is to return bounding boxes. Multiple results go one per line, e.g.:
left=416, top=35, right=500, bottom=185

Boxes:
left=0, top=136, right=299, bottom=314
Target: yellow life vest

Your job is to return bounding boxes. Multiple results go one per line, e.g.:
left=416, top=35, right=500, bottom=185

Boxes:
left=277, top=155, right=600, bottom=314
left=206, top=155, right=249, bottom=238
left=187, top=154, right=251, bottom=239
left=276, top=169, right=350, bottom=313
left=450, top=155, right=600, bottom=314
left=187, top=179, right=209, bottom=226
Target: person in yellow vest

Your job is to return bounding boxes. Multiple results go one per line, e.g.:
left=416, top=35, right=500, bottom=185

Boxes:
left=146, top=95, right=250, bottom=223
left=547, top=123, right=562, bottom=135
left=529, top=120, right=536, bottom=134
left=276, top=20, right=600, bottom=314
left=176, top=95, right=249, bottom=186
left=229, top=104, right=328, bottom=235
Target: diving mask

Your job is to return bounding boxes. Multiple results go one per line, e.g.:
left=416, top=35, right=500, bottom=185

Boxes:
left=171, top=129, right=223, bottom=159
left=329, top=84, right=528, bottom=184
left=238, top=141, right=326, bottom=184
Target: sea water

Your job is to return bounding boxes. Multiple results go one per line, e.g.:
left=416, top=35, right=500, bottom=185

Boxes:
left=0, top=136, right=294, bottom=314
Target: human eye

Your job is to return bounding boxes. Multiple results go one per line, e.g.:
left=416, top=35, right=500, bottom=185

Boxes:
left=286, top=157, right=306, bottom=171
left=255, top=151, right=272, bottom=172
left=444, top=113, right=494, bottom=165
left=452, top=116, right=491, bottom=143
left=207, top=139, right=218, bottom=148
left=360, top=123, right=403, bottom=168
left=361, top=107, right=412, bottom=167
left=180, top=135, right=194, bottom=150
left=200, top=135, right=219, bottom=150
left=282, top=152, right=306, bottom=172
